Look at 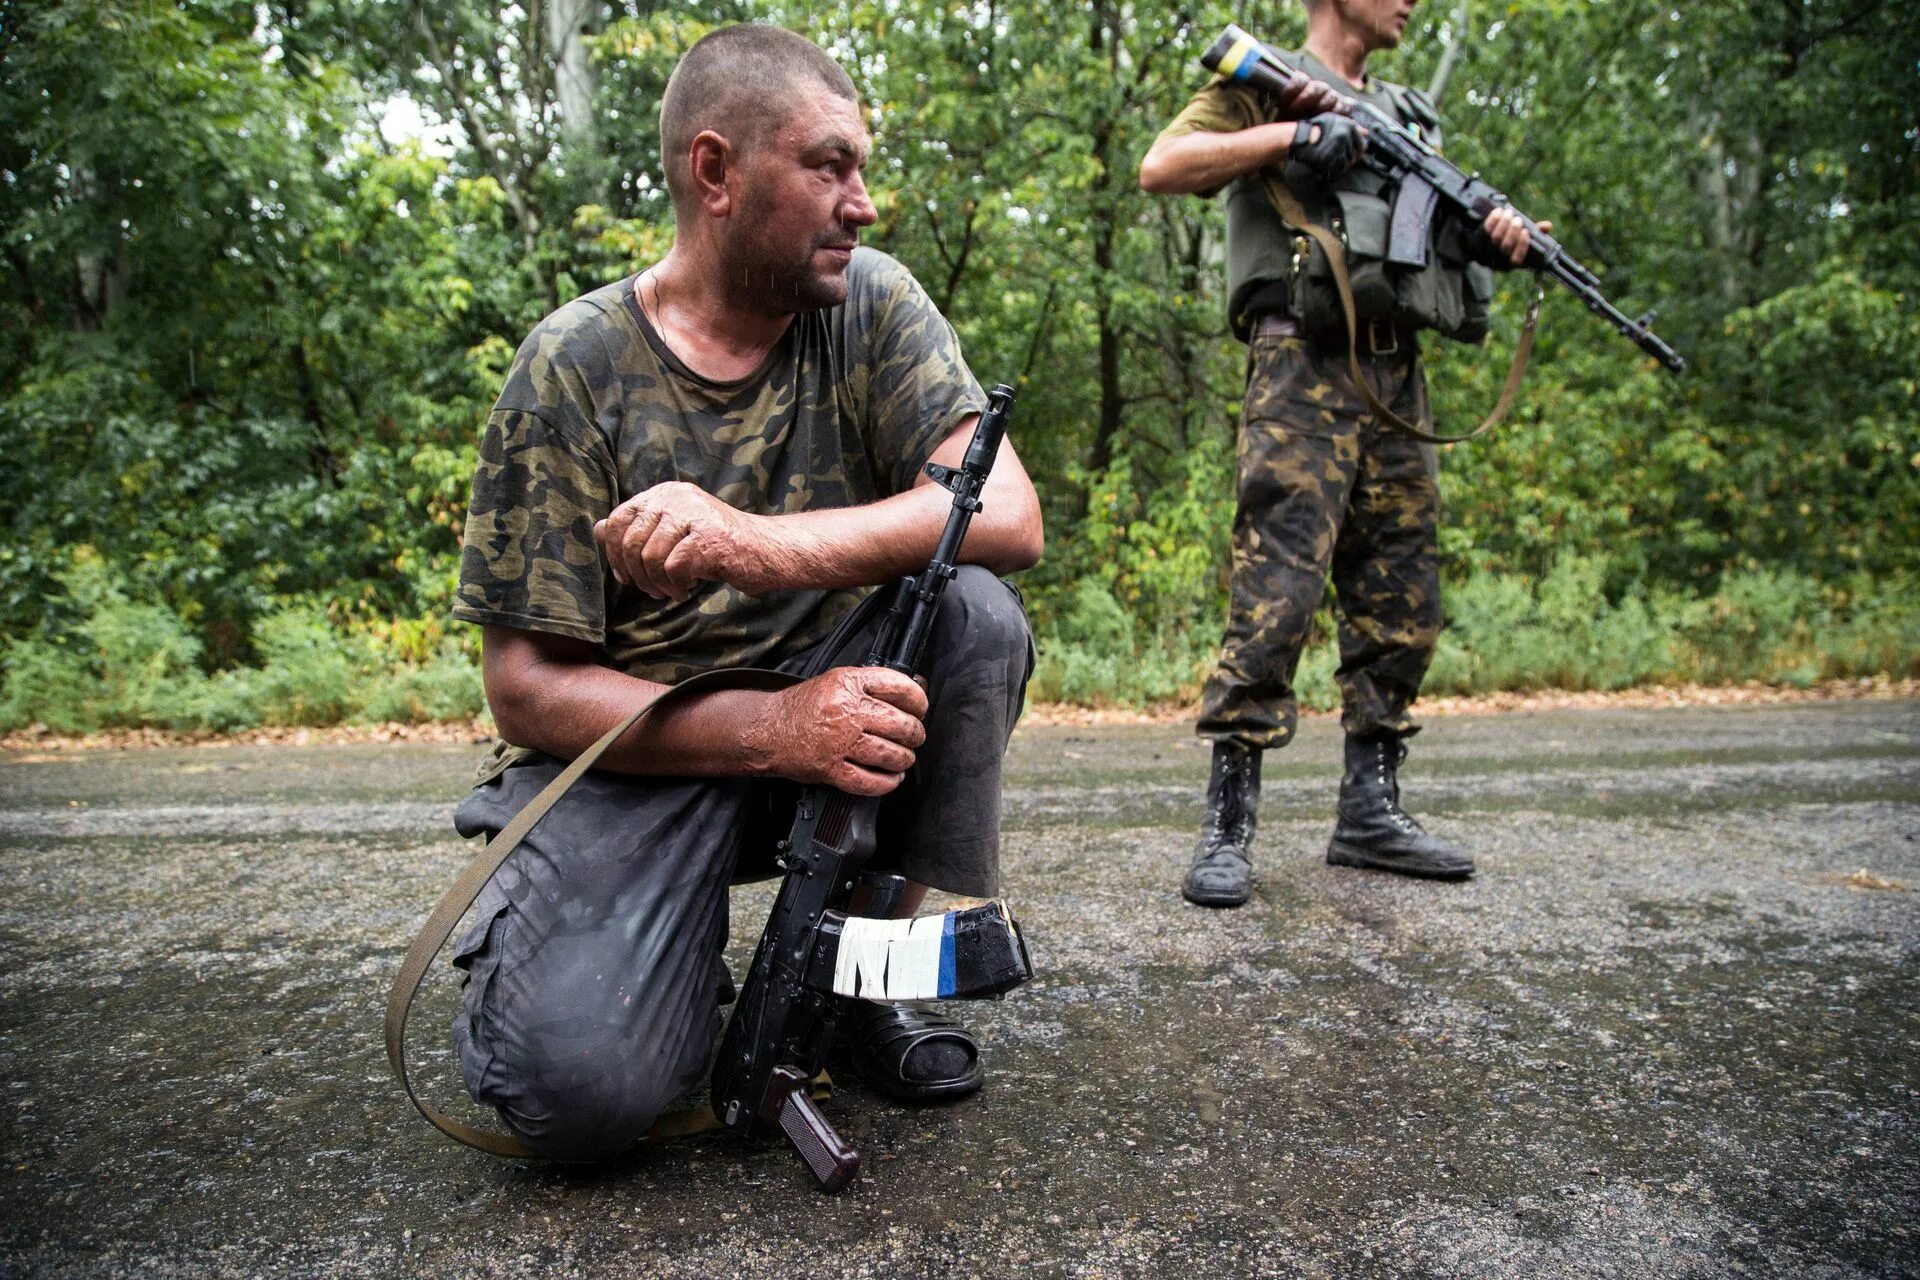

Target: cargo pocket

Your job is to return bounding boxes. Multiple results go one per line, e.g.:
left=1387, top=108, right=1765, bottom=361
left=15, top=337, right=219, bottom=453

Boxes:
left=450, top=894, right=513, bottom=1103
left=1426, top=216, right=1493, bottom=343
left=1332, top=189, right=1396, bottom=323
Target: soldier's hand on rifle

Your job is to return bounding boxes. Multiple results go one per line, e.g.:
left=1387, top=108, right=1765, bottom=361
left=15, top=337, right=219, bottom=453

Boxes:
left=1269, top=77, right=1344, bottom=119
left=743, top=666, right=929, bottom=796
left=1289, top=112, right=1367, bottom=177
left=595, top=481, right=792, bottom=601
left=1482, top=206, right=1552, bottom=268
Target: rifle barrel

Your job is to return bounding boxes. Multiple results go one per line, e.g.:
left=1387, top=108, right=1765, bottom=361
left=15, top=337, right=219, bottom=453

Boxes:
left=1198, top=25, right=1686, bottom=375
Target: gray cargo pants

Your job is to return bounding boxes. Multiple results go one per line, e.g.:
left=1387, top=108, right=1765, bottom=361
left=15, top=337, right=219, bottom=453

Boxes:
left=449, top=568, right=1033, bottom=1160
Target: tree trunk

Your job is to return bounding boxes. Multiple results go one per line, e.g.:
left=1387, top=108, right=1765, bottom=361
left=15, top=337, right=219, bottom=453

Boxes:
left=1426, top=0, right=1470, bottom=104
left=1087, top=219, right=1123, bottom=481
left=69, top=165, right=125, bottom=331
left=543, top=0, right=601, bottom=157
left=1688, top=100, right=1742, bottom=309
left=1083, top=2, right=1124, bottom=485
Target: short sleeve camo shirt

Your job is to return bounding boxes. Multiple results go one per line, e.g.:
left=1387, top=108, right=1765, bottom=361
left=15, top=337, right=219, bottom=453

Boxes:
left=453, top=248, right=986, bottom=686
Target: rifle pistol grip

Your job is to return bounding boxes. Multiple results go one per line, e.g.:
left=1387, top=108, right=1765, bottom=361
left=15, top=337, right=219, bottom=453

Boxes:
left=769, top=1065, right=860, bottom=1192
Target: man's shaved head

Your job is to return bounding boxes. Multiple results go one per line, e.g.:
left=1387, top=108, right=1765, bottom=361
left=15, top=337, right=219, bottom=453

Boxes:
left=660, top=24, right=858, bottom=212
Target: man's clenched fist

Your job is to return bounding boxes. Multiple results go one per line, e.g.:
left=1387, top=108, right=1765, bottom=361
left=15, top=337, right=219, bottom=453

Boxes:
left=743, top=667, right=929, bottom=796
left=594, top=481, right=793, bottom=601
left=1481, top=206, right=1552, bottom=269
left=1290, top=112, right=1367, bottom=178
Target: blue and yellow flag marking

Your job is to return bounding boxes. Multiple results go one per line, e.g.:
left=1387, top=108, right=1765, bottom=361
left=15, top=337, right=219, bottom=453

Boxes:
left=1215, top=31, right=1265, bottom=82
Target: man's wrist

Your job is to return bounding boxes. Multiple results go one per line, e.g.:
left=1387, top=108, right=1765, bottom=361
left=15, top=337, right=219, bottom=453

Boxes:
left=737, top=690, right=784, bottom=778
left=746, top=512, right=830, bottom=592
left=1257, top=121, right=1297, bottom=171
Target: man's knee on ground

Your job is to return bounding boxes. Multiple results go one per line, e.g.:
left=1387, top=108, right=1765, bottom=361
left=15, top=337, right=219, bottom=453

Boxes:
left=495, top=1066, right=687, bottom=1162
left=933, top=566, right=1033, bottom=669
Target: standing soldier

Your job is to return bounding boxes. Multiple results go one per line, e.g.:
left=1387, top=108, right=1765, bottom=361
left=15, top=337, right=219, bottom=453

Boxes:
left=1139, top=0, right=1546, bottom=906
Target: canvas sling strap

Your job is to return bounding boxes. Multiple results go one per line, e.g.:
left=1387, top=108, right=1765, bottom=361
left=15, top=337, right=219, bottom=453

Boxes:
left=1263, top=174, right=1541, bottom=445
left=383, top=665, right=806, bottom=1158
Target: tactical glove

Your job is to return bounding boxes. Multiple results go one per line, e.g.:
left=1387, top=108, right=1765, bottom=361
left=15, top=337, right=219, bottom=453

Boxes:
left=1289, top=112, right=1366, bottom=178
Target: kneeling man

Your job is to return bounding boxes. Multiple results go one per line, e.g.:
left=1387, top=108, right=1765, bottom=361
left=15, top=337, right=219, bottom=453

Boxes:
left=448, top=23, right=1043, bottom=1159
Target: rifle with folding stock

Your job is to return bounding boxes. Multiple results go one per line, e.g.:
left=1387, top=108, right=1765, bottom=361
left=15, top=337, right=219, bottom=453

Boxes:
left=1204, top=24, right=1685, bottom=374
left=709, top=384, right=1035, bottom=1192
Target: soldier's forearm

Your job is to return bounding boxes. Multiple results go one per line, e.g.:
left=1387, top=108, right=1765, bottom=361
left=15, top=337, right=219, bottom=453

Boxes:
left=1139, top=123, right=1300, bottom=195
left=481, top=625, right=778, bottom=776
left=759, top=481, right=1025, bottom=588
left=752, top=435, right=1042, bottom=591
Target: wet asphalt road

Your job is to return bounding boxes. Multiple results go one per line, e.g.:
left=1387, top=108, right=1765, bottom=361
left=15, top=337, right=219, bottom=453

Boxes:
left=1, top=699, right=1916, bottom=1278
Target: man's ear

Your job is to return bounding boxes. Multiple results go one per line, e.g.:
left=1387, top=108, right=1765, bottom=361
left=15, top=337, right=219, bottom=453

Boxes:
left=689, top=129, right=735, bottom=218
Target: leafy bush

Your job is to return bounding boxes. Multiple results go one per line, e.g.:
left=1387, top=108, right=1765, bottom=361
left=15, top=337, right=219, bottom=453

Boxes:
left=0, top=552, right=487, bottom=733
left=356, top=647, right=488, bottom=724
left=1, top=551, right=206, bottom=731
left=246, top=608, right=361, bottom=727
left=1023, top=537, right=1918, bottom=712
left=1028, top=578, right=1217, bottom=705
left=4, top=546, right=1911, bottom=733
left=1427, top=557, right=1917, bottom=696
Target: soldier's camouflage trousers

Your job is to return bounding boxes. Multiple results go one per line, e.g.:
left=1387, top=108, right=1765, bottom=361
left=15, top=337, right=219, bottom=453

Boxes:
left=1197, top=333, right=1443, bottom=750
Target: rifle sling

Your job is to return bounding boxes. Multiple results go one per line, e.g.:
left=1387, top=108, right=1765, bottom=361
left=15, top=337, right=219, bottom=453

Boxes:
left=383, top=666, right=803, bottom=1158
left=1263, top=175, right=1538, bottom=445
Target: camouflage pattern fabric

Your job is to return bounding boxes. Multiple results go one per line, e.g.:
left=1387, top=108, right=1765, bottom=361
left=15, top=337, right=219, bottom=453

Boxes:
left=454, top=247, right=986, bottom=756
left=448, top=568, right=1033, bottom=1159
left=1195, top=334, right=1442, bottom=749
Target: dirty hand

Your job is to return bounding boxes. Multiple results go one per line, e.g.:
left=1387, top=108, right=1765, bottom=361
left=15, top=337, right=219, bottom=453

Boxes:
left=594, top=481, right=790, bottom=601
left=1483, top=206, right=1552, bottom=268
left=744, top=666, right=930, bottom=796
left=1272, top=77, right=1344, bottom=120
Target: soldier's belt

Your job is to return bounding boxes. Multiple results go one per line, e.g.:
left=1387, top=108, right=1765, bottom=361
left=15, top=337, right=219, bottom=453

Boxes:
left=1253, top=312, right=1416, bottom=358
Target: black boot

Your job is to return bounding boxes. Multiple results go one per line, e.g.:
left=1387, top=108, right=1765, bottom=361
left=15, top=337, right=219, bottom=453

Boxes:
left=1327, top=732, right=1473, bottom=880
left=1183, top=741, right=1263, bottom=907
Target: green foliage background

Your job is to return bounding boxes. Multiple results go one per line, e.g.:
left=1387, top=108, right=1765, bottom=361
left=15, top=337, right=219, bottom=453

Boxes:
left=2, top=0, right=1916, bottom=730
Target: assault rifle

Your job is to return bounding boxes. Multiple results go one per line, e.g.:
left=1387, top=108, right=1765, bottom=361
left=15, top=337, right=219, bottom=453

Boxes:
left=1203, top=25, right=1686, bottom=374
left=710, top=385, right=1035, bottom=1192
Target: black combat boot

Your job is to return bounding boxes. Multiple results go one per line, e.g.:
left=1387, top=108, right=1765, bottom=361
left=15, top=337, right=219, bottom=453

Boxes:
left=1183, top=741, right=1263, bottom=907
left=1327, top=732, right=1474, bottom=880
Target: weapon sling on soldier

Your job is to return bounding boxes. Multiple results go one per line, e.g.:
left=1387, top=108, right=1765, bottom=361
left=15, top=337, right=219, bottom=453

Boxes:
left=1203, top=23, right=1683, bottom=440
left=385, top=386, right=1034, bottom=1191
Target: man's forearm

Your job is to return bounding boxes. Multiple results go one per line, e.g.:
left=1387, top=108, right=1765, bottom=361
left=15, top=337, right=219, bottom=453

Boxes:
left=597, top=427, right=1042, bottom=601
left=483, top=625, right=930, bottom=791
left=484, top=636, right=777, bottom=775
left=766, top=463, right=1038, bottom=590
left=1138, top=123, right=1299, bottom=195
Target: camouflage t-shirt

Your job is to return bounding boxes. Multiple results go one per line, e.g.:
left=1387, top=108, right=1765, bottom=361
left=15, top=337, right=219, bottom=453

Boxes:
left=454, top=247, right=986, bottom=691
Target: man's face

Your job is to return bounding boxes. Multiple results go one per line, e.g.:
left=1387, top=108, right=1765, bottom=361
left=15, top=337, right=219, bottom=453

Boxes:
left=1338, top=0, right=1418, bottom=51
left=726, top=87, right=877, bottom=314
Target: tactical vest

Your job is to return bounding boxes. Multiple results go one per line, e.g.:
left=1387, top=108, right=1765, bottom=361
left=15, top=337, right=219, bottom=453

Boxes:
left=1222, top=51, right=1496, bottom=345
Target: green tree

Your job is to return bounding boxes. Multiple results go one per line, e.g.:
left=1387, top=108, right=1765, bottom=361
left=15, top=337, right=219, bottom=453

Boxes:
left=2, top=0, right=1913, bottom=727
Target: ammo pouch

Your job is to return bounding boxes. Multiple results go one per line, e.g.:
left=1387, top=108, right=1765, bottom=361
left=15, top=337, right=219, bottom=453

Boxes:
left=1285, top=184, right=1497, bottom=345
left=1263, top=171, right=1539, bottom=445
